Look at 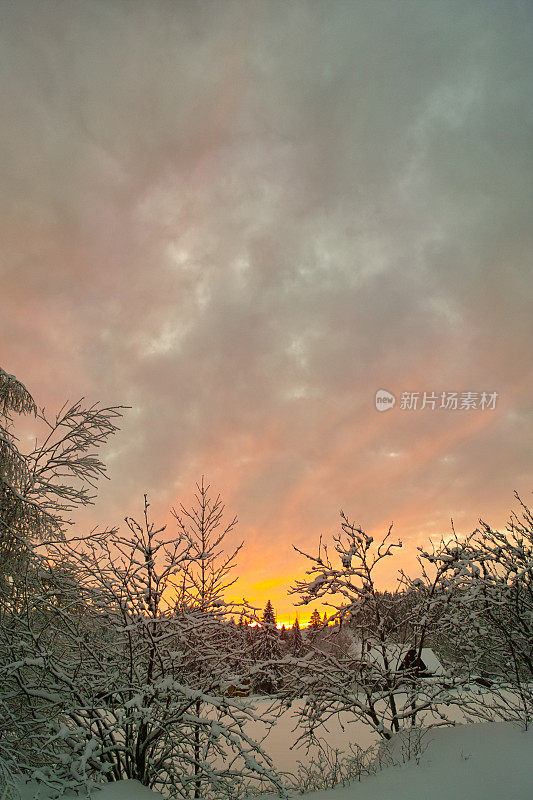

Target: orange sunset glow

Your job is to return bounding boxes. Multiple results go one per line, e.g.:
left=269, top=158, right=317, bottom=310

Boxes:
left=1, top=1, right=532, bottom=624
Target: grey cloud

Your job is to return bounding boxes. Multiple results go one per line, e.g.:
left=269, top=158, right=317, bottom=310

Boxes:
left=1, top=1, right=531, bottom=609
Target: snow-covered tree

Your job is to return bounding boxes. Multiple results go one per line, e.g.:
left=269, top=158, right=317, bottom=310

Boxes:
left=0, top=372, right=283, bottom=798
left=0, top=366, right=124, bottom=556
left=1, top=368, right=38, bottom=532
left=308, top=608, right=322, bottom=633
left=287, top=511, right=460, bottom=743
left=262, top=599, right=276, bottom=627
left=288, top=618, right=304, bottom=656
left=251, top=600, right=282, bottom=695
left=421, top=494, right=533, bottom=729
left=2, top=495, right=284, bottom=798
left=0, top=367, right=124, bottom=793
left=169, top=478, right=266, bottom=796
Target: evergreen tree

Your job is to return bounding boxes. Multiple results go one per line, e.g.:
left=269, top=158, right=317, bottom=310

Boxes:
left=252, top=600, right=281, bottom=694
left=289, top=618, right=304, bottom=655
left=262, top=599, right=276, bottom=627
left=308, top=608, right=322, bottom=636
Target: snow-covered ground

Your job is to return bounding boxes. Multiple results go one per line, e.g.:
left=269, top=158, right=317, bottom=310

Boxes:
left=256, top=721, right=533, bottom=800
left=90, top=721, right=533, bottom=800
left=247, top=694, right=474, bottom=773
left=14, top=691, right=533, bottom=800
left=244, top=697, right=380, bottom=772
left=18, top=720, right=533, bottom=800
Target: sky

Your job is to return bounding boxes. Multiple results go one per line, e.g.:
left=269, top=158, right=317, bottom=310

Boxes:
left=1, top=0, right=532, bottom=624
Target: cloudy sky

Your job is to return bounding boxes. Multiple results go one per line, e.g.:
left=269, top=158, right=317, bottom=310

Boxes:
left=1, top=0, right=532, bottom=622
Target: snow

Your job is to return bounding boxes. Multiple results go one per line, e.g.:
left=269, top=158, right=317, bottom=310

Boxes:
left=348, top=640, right=446, bottom=676
left=16, top=780, right=164, bottom=800
left=15, top=721, right=533, bottom=800
left=246, top=697, right=379, bottom=770
left=91, top=782, right=164, bottom=800
left=259, top=721, right=533, bottom=800
left=416, top=648, right=446, bottom=676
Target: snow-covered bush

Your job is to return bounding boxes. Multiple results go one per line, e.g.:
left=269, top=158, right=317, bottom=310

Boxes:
left=286, top=739, right=381, bottom=794
left=1, top=492, right=284, bottom=799
left=287, top=512, right=460, bottom=743
left=1, top=372, right=283, bottom=798
left=420, top=494, right=533, bottom=729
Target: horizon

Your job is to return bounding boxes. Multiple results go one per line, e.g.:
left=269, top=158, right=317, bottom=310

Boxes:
left=1, top=1, right=531, bottom=620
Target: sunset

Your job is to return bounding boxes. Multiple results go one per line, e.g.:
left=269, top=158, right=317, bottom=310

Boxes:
left=1, top=2, right=532, bottom=797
